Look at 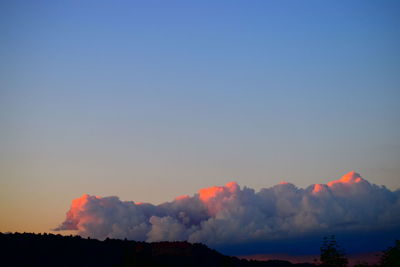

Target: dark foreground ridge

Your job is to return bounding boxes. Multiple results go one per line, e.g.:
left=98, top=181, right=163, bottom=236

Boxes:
left=0, top=232, right=315, bottom=267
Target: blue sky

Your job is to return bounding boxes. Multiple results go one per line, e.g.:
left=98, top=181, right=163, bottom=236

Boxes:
left=0, top=0, right=399, bottom=234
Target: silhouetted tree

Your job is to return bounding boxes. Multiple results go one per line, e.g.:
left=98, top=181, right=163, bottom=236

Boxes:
left=319, top=235, right=348, bottom=267
left=380, top=240, right=400, bottom=267
left=0, top=232, right=317, bottom=267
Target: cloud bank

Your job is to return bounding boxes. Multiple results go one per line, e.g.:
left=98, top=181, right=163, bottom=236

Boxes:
left=56, top=172, right=400, bottom=253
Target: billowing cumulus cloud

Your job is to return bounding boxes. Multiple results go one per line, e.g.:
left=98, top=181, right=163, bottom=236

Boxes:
left=55, top=172, right=400, bottom=253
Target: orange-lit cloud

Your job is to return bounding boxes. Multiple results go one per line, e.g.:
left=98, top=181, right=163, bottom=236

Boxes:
left=198, top=181, right=239, bottom=215
left=327, top=171, right=364, bottom=187
left=55, top=171, right=400, bottom=254
left=174, top=195, right=190, bottom=201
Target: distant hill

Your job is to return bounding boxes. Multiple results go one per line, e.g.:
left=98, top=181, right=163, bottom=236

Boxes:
left=0, top=232, right=316, bottom=267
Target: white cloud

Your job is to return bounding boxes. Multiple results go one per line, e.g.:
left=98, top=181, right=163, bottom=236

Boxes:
left=55, top=171, right=400, bottom=250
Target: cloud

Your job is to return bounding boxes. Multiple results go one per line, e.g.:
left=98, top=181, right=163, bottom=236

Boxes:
left=55, top=171, right=400, bottom=253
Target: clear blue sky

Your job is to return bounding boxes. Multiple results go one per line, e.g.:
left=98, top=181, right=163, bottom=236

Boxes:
left=1, top=0, right=399, bottom=233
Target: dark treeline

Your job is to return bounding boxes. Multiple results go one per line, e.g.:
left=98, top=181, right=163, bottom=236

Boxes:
left=0, top=232, right=315, bottom=267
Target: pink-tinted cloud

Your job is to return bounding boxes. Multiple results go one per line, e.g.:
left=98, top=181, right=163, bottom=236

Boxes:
left=55, top=171, right=400, bottom=252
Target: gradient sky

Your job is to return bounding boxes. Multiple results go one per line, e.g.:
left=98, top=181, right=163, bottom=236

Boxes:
left=1, top=0, right=399, bottom=234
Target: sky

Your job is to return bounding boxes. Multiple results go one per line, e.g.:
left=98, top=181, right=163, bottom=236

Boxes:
left=1, top=0, right=400, bottom=244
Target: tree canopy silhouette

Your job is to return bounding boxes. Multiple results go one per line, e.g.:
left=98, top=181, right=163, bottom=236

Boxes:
left=319, top=235, right=348, bottom=267
left=380, top=240, right=400, bottom=267
left=0, top=232, right=315, bottom=267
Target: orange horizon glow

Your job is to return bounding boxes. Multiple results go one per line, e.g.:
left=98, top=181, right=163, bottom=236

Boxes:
left=240, top=251, right=381, bottom=266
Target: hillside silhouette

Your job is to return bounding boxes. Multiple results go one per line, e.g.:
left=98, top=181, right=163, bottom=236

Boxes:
left=0, top=232, right=315, bottom=267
